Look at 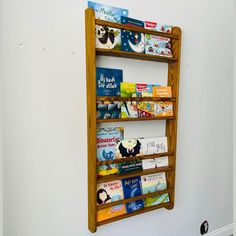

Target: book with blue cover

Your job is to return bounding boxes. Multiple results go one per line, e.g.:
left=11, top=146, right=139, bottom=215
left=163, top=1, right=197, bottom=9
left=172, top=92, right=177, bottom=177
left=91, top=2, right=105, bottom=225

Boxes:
left=97, top=127, right=124, bottom=162
left=96, top=67, right=123, bottom=96
left=97, top=101, right=121, bottom=119
left=122, top=176, right=144, bottom=213
left=121, top=16, right=145, bottom=53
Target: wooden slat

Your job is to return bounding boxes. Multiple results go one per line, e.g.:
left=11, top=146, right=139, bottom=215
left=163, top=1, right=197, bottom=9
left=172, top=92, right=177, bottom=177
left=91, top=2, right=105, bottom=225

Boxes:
left=97, top=96, right=176, bottom=102
left=97, top=152, right=174, bottom=165
left=95, top=19, right=179, bottom=39
left=97, top=189, right=173, bottom=210
left=97, top=166, right=173, bottom=184
left=96, top=48, right=178, bottom=63
left=97, top=202, right=172, bottom=226
left=85, top=8, right=97, bottom=233
left=97, top=116, right=175, bottom=123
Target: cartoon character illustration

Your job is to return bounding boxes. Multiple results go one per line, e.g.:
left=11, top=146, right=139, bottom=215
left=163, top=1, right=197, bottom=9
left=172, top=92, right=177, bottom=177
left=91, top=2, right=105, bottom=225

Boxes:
left=97, top=188, right=111, bottom=204
left=102, top=150, right=114, bottom=160
left=117, top=138, right=141, bottom=158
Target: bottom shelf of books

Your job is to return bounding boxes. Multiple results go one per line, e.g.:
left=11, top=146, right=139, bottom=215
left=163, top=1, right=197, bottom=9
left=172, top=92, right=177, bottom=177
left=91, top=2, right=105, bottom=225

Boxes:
left=96, top=126, right=174, bottom=224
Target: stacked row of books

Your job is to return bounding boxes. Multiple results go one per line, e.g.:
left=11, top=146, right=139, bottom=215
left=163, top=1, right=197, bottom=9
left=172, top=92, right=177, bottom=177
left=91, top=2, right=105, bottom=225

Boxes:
left=88, top=1, right=173, bottom=57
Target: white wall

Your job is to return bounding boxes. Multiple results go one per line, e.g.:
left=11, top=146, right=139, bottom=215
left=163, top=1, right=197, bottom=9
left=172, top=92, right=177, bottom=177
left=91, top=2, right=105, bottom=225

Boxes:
left=2, top=0, right=233, bottom=236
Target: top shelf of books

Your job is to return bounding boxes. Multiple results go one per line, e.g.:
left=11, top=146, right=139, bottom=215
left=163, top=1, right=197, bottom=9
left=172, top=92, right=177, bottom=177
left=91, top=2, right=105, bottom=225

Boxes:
left=95, top=19, right=180, bottom=40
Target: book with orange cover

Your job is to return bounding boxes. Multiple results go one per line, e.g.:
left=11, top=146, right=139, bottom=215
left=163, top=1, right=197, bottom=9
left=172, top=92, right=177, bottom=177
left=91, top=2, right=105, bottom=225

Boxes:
left=154, top=101, right=173, bottom=117
left=153, top=86, right=172, bottom=98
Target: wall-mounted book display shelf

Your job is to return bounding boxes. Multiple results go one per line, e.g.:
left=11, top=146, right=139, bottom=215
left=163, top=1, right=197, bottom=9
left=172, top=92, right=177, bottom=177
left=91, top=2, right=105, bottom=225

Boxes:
left=85, top=8, right=181, bottom=233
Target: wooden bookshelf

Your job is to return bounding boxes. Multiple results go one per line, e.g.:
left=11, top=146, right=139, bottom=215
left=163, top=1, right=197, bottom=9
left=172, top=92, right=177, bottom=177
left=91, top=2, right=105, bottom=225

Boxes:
left=85, top=8, right=181, bottom=233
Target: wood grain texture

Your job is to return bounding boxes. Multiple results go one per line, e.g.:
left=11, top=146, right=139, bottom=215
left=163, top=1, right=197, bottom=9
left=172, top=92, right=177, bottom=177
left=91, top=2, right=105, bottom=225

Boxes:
left=97, top=96, right=176, bottom=102
left=97, top=48, right=178, bottom=63
left=85, top=8, right=97, bottom=233
left=97, top=189, right=173, bottom=210
left=165, top=27, right=181, bottom=210
left=97, top=152, right=174, bottom=165
left=95, top=19, right=179, bottom=39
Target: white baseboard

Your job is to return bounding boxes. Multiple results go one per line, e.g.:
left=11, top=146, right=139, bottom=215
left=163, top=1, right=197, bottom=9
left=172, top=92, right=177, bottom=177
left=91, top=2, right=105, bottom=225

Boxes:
left=206, top=224, right=233, bottom=236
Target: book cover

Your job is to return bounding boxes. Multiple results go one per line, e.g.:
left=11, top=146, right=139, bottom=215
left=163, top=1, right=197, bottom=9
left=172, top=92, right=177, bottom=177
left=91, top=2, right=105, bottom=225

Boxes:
left=137, top=102, right=155, bottom=118
left=121, top=101, right=138, bottom=118
left=96, top=67, right=123, bottom=96
left=116, top=138, right=142, bottom=159
left=153, top=86, right=172, bottom=98
left=96, top=25, right=121, bottom=50
left=144, top=193, right=170, bottom=207
left=97, top=180, right=126, bottom=221
left=144, top=21, right=172, bottom=33
left=120, top=82, right=136, bottom=97
left=140, top=137, right=168, bottom=155
left=142, top=156, right=169, bottom=170
left=121, top=16, right=145, bottom=54
left=136, top=83, right=160, bottom=97
left=155, top=156, right=169, bottom=168
left=118, top=160, right=142, bottom=175
left=97, top=127, right=124, bottom=161
left=145, top=34, right=172, bottom=57
left=141, top=172, right=167, bottom=194
left=97, top=101, right=121, bottom=119
left=88, top=1, right=128, bottom=23
left=153, top=101, right=173, bottom=117
left=97, top=164, right=118, bottom=177
left=122, top=176, right=144, bottom=213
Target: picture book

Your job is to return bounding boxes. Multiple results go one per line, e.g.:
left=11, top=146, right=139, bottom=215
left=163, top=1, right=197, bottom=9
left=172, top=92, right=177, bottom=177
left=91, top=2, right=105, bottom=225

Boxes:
left=120, top=82, right=136, bottom=97
left=97, top=180, right=126, bottom=221
left=144, top=193, right=170, bottom=207
left=142, top=156, right=169, bottom=170
left=121, top=101, right=138, bottom=118
left=141, top=172, right=167, bottom=194
left=140, top=137, right=168, bottom=155
left=153, top=86, right=172, bottom=98
left=121, top=16, right=145, bottom=54
left=96, top=25, right=121, bottom=50
left=97, top=204, right=126, bottom=222
left=122, top=176, right=144, bottom=213
left=97, top=101, right=121, bottom=119
left=97, top=127, right=124, bottom=161
left=118, top=160, right=142, bottom=175
left=137, top=102, right=155, bottom=118
left=153, top=101, right=173, bottom=117
left=97, top=164, right=118, bottom=177
left=144, top=21, right=172, bottom=33
left=115, top=138, right=142, bottom=159
left=88, top=1, right=128, bottom=23
left=145, top=34, right=173, bottom=57
left=96, top=67, right=123, bottom=96
left=136, top=83, right=160, bottom=97
left=97, top=180, right=124, bottom=205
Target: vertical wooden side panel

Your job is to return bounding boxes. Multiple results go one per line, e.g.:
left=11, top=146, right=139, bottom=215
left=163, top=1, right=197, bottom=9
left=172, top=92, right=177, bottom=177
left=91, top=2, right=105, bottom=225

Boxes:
left=166, top=27, right=182, bottom=209
left=85, top=8, right=97, bottom=233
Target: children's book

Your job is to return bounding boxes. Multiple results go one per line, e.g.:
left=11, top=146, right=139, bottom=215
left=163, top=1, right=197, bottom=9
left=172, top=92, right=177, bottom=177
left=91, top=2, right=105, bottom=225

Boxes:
left=144, top=21, right=172, bottom=33
left=153, top=101, right=173, bottom=117
left=140, top=137, right=168, bottom=155
left=97, top=180, right=126, bottom=221
left=120, top=82, right=136, bottom=97
left=153, top=86, right=172, bottom=98
left=142, top=156, right=169, bottom=170
left=97, top=101, right=121, bottom=119
left=96, top=25, right=121, bottom=50
left=144, top=193, right=170, bottom=207
left=96, top=67, right=123, bottom=96
left=155, top=156, right=169, bottom=168
left=141, top=172, right=167, bottom=194
left=118, top=160, right=142, bottom=175
left=121, top=101, right=138, bottom=118
left=97, top=164, right=118, bottom=177
left=136, top=83, right=160, bottom=97
left=97, top=127, right=124, bottom=162
left=88, top=1, right=128, bottom=23
left=116, top=138, right=142, bottom=159
left=145, top=34, right=172, bottom=57
left=122, top=176, right=144, bottom=213
left=121, top=16, right=145, bottom=54
left=137, top=102, right=155, bottom=118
